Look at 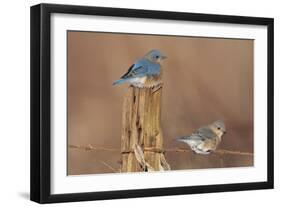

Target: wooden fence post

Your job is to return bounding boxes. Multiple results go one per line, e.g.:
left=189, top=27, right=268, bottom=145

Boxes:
left=121, top=86, right=170, bottom=172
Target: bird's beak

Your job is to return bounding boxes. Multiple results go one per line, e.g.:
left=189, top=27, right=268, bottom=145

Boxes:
left=161, top=55, right=168, bottom=59
left=223, top=130, right=227, bottom=134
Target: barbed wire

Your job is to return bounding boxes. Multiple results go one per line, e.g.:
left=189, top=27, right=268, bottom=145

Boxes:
left=68, top=144, right=253, bottom=156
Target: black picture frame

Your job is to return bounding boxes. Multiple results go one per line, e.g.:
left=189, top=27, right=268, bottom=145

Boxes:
left=30, top=3, right=274, bottom=204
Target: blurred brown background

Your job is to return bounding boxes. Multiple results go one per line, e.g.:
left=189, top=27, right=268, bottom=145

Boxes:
left=67, top=31, right=253, bottom=175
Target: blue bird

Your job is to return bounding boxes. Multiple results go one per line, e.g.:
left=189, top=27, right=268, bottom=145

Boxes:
left=113, top=49, right=167, bottom=88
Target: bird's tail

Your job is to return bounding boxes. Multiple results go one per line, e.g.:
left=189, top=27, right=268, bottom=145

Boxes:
left=112, top=79, right=127, bottom=86
left=175, top=136, right=189, bottom=142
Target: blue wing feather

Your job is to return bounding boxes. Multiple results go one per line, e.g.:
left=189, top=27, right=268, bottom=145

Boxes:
left=113, top=58, right=161, bottom=86
left=123, top=59, right=160, bottom=78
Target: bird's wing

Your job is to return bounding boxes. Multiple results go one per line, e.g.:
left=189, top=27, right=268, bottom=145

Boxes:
left=196, top=127, right=217, bottom=139
left=120, top=60, right=149, bottom=79
left=120, top=64, right=137, bottom=79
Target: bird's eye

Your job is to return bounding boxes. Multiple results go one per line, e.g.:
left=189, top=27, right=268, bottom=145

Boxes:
left=155, top=55, right=159, bottom=59
left=217, top=127, right=221, bottom=130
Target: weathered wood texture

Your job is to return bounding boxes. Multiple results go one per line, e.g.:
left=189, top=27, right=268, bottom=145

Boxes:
left=121, top=86, right=170, bottom=172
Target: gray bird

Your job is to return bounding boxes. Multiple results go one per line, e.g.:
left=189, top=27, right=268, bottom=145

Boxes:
left=113, top=49, right=167, bottom=88
left=176, top=120, right=226, bottom=154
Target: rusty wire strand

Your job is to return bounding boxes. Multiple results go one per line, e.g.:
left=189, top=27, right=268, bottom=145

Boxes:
left=69, top=144, right=253, bottom=156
